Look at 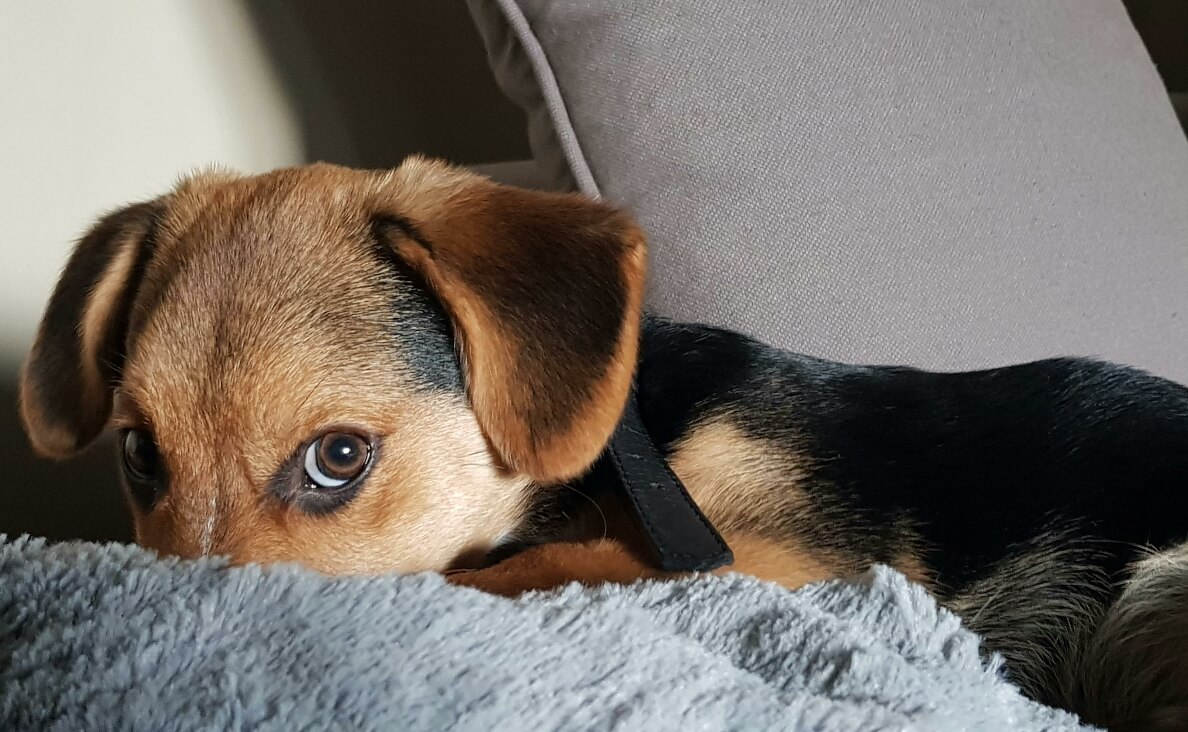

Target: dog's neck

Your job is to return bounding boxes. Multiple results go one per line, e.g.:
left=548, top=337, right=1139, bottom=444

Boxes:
left=504, top=317, right=741, bottom=568
left=592, top=387, right=732, bottom=571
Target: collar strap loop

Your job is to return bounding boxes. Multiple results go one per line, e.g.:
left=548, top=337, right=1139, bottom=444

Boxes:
left=603, top=389, right=733, bottom=572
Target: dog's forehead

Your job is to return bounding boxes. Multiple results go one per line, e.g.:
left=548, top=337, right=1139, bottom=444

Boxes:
left=117, top=166, right=451, bottom=457
left=163, top=165, right=372, bottom=261
left=133, top=168, right=391, bottom=358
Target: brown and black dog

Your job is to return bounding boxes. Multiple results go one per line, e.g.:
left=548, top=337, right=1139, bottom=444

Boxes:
left=19, top=157, right=1188, bottom=729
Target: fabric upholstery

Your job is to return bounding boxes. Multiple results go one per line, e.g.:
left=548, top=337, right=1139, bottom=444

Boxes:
left=469, top=0, right=1188, bottom=381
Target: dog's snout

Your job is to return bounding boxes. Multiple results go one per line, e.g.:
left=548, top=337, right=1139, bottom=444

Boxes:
left=140, top=492, right=232, bottom=560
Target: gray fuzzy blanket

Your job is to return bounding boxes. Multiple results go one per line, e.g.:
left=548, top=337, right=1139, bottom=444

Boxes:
left=0, top=536, right=1092, bottom=731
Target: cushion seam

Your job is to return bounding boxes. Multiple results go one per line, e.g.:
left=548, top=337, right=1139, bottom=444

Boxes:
left=491, top=0, right=601, bottom=198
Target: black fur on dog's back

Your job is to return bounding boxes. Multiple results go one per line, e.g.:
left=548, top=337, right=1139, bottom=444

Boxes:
left=632, top=316, right=1188, bottom=705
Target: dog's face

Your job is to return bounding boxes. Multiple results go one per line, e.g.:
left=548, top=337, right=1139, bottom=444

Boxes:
left=19, top=158, right=646, bottom=574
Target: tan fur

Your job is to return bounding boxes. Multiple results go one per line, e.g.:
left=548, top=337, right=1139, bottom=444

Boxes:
left=668, top=416, right=930, bottom=587
left=448, top=539, right=659, bottom=596
left=714, top=533, right=840, bottom=588
left=667, top=417, right=816, bottom=534
left=665, top=417, right=852, bottom=585
left=449, top=532, right=842, bottom=598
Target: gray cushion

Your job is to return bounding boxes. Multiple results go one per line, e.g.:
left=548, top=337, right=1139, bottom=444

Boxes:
left=468, top=0, right=1188, bottom=382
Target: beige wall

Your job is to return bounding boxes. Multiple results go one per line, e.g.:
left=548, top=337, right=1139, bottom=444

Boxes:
left=0, top=1, right=305, bottom=361
left=0, top=0, right=529, bottom=364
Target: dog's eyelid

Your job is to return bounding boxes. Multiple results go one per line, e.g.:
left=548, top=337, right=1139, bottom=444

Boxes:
left=109, top=392, right=149, bottom=432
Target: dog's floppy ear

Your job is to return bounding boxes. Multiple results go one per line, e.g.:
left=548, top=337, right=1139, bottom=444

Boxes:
left=20, top=201, right=162, bottom=458
left=376, top=173, right=646, bottom=484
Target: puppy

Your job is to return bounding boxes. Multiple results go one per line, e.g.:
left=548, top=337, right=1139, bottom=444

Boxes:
left=19, top=157, right=1188, bottom=729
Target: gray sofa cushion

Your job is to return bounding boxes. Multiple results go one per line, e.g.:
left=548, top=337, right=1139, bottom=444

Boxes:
left=468, top=0, right=1188, bottom=382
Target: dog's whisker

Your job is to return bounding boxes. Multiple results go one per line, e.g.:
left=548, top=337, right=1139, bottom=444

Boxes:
left=558, top=485, right=608, bottom=542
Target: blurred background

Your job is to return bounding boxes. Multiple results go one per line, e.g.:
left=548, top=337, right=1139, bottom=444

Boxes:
left=1, top=1, right=1184, bottom=543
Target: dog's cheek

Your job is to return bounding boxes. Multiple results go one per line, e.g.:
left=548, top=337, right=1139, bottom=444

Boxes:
left=381, top=399, right=540, bottom=571
left=264, top=404, right=535, bottom=575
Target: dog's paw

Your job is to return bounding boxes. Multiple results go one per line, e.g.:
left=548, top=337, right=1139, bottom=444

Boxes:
left=445, top=539, right=655, bottom=597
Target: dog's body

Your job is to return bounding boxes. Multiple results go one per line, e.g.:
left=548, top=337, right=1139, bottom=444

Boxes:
left=529, top=317, right=1188, bottom=722
left=19, top=159, right=1188, bottom=729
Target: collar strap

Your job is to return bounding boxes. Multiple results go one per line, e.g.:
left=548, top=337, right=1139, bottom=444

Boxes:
left=603, top=389, right=733, bottom=572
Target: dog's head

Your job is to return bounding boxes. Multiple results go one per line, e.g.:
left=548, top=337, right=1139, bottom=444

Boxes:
left=19, top=157, right=646, bottom=573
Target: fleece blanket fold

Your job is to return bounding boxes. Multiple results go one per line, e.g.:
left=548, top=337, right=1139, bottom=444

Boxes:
left=0, top=536, right=1092, bottom=731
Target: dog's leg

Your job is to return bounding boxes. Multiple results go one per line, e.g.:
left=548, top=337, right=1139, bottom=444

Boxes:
left=446, top=539, right=664, bottom=596
left=1061, top=541, right=1188, bottom=731
left=447, top=532, right=842, bottom=596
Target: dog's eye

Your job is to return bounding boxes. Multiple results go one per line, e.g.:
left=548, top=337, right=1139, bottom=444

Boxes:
left=304, top=432, right=372, bottom=489
left=122, top=429, right=161, bottom=483
left=121, top=428, right=166, bottom=510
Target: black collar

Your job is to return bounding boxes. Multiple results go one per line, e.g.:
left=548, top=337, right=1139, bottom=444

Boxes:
left=601, top=388, right=733, bottom=572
